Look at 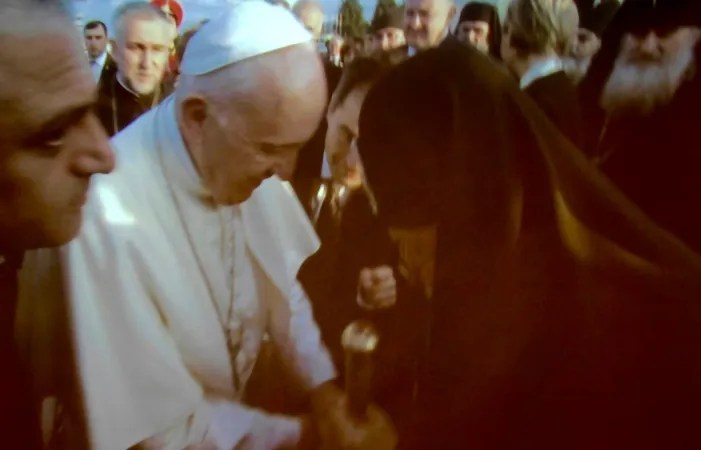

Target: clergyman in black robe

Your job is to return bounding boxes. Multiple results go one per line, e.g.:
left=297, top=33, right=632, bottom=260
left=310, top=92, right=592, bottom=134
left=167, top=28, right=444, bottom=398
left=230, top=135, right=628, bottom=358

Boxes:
left=454, top=2, right=501, bottom=59
left=579, top=0, right=701, bottom=254
left=95, top=68, right=169, bottom=138
left=357, top=37, right=701, bottom=450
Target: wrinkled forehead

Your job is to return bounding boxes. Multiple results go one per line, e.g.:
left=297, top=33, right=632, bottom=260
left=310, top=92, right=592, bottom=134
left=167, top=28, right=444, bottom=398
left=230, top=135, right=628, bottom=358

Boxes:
left=0, top=30, right=93, bottom=133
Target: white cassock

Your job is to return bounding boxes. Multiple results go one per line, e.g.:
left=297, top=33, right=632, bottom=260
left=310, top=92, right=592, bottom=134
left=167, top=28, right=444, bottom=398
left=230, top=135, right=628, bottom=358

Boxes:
left=17, top=96, right=336, bottom=450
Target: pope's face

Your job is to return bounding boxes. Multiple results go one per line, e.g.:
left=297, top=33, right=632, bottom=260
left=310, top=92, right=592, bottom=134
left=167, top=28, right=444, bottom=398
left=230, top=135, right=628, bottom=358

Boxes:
left=0, top=27, right=114, bottom=250
left=182, top=46, right=327, bottom=205
left=114, top=18, right=171, bottom=95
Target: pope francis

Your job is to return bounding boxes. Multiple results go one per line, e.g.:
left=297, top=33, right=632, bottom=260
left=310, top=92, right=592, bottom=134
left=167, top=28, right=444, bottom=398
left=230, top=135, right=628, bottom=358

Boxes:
left=17, top=2, right=395, bottom=449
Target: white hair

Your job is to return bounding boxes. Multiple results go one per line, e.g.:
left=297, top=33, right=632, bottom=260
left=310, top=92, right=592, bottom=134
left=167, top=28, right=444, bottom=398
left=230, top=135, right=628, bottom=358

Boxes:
left=506, top=0, right=580, bottom=56
left=292, top=0, right=322, bottom=16
left=112, top=1, right=170, bottom=44
left=175, top=42, right=318, bottom=115
left=175, top=61, right=258, bottom=117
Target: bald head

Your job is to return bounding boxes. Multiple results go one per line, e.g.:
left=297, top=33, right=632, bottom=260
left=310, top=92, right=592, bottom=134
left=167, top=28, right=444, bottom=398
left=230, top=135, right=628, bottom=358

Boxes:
left=0, top=0, right=71, bottom=37
left=293, top=0, right=324, bottom=39
left=0, top=0, right=115, bottom=250
left=176, top=42, right=326, bottom=204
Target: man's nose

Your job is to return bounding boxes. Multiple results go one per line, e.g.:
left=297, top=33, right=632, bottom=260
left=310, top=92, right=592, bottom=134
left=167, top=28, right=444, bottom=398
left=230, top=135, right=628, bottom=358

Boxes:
left=139, top=50, right=154, bottom=68
left=639, top=32, right=660, bottom=55
left=408, top=14, right=421, bottom=29
left=73, top=114, right=115, bottom=177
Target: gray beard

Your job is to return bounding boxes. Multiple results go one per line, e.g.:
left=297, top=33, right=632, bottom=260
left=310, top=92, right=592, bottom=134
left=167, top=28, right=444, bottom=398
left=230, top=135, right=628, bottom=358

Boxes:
left=600, top=47, right=696, bottom=116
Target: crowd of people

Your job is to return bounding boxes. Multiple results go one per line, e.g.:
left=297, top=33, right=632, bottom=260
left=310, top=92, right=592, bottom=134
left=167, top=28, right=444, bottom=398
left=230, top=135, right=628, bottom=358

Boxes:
left=2, top=0, right=701, bottom=449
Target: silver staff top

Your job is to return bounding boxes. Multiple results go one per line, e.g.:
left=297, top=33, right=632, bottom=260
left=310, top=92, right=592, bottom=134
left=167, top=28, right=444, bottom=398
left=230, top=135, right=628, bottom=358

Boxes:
left=341, top=320, right=380, bottom=353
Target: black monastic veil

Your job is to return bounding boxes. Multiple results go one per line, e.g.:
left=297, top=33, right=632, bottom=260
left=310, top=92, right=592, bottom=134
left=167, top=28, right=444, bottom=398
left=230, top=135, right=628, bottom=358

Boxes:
left=357, top=38, right=701, bottom=450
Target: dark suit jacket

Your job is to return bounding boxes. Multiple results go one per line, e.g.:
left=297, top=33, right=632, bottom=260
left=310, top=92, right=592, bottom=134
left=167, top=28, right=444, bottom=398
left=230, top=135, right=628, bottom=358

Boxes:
left=97, top=53, right=117, bottom=89
left=525, top=70, right=585, bottom=149
left=0, top=253, right=42, bottom=450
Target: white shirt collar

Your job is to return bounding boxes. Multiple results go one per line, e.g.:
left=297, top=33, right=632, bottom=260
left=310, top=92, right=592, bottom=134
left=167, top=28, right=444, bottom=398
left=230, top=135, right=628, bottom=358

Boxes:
left=93, top=51, right=108, bottom=67
left=520, top=57, right=564, bottom=89
left=155, top=96, right=211, bottom=201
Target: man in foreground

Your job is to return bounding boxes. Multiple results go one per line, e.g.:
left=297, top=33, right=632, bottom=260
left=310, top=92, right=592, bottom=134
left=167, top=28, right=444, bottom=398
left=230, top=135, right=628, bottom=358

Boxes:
left=20, top=2, right=395, bottom=449
left=1, top=0, right=114, bottom=446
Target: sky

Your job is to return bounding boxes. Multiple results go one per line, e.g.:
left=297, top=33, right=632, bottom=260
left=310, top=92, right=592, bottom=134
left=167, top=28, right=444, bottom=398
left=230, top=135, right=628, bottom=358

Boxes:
left=70, top=0, right=506, bottom=31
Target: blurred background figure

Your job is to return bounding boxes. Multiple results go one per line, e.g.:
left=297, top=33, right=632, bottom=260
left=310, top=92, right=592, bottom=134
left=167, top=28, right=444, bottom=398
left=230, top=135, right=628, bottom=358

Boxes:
left=404, top=0, right=457, bottom=54
left=95, top=1, right=172, bottom=136
left=83, top=20, right=114, bottom=83
left=368, top=4, right=406, bottom=55
left=501, top=0, right=583, bottom=148
left=150, top=0, right=184, bottom=84
left=455, top=2, right=501, bottom=58
left=327, top=34, right=345, bottom=66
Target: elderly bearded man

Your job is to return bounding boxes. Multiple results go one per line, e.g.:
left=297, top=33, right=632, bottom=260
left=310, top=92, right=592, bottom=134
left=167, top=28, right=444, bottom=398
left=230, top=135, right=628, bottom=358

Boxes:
left=19, top=2, right=395, bottom=450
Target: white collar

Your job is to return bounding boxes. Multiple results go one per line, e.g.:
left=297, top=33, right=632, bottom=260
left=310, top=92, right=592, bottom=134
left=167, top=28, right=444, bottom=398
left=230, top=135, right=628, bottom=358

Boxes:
left=520, top=57, right=563, bottom=89
left=155, top=96, right=212, bottom=201
left=92, top=51, right=108, bottom=66
left=116, top=72, right=141, bottom=97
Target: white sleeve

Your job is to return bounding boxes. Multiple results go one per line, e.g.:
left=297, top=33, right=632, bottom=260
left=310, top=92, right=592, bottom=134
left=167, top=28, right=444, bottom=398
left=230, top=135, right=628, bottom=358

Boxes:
left=269, top=280, right=337, bottom=390
left=138, top=399, right=303, bottom=450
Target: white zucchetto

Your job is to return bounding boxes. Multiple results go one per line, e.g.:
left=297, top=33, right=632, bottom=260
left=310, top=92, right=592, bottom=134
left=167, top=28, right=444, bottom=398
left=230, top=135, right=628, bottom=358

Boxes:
left=180, top=0, right=313, bottom=76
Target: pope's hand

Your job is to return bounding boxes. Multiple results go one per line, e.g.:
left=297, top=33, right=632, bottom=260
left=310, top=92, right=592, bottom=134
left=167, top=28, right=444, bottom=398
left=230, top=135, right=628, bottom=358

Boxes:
left=316, top=395, right=398, bottom=450
left=358, top=266, right=396, bottom=310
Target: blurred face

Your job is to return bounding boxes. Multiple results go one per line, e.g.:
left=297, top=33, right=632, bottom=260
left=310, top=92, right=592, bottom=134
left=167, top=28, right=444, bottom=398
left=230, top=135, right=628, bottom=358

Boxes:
left=328, top=37, right=344, bottom=57
left=114, top=18, right=171, bottom=96
left=404, top=0, right=455, bottom=50
left=180, top=46, right=327, bottom=205
left=371, top=27, right=406, bottom=53
left=456, top=20, right=490, bottom=54
left=601, top=26, right=701, bottom=115
left=84, top=25, right=108, bottom=59
left=0, top=28, right=115, bottom=251
left=325, top=86, right=369, bottom=187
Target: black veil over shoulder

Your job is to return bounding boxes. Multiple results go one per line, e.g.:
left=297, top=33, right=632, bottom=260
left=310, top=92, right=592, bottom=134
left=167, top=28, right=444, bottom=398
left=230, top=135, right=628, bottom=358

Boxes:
left=357, top=38, right=701, bottom=450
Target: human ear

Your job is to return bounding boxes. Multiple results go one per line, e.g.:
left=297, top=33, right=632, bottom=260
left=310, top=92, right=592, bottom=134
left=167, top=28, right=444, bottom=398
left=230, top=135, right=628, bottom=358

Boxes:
left=179, top=96, right=209, bottom=145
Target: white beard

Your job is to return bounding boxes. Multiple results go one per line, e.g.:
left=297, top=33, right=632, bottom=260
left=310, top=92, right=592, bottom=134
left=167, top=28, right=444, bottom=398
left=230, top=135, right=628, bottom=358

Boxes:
left=600, top=44, right=696, bottom=116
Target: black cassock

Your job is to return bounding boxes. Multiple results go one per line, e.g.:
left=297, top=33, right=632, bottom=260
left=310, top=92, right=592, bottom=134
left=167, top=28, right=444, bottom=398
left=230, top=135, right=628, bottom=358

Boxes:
left=95, top=70, right=169, bottom=138
left=524, top=70, right=584, bottom=150
left=358, top=38, right=701, bottom=450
